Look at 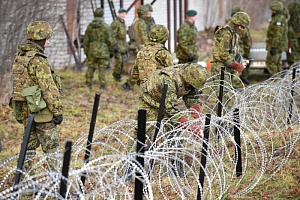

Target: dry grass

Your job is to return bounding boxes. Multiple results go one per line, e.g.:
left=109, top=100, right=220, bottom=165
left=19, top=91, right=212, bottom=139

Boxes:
left=1, top=60, right=300, bottom=198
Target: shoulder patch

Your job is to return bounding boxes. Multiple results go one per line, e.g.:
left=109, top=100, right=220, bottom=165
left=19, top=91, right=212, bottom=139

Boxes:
left=276, top=21, right=282, bottom=26
left=36, top=52, right=47, bottom=58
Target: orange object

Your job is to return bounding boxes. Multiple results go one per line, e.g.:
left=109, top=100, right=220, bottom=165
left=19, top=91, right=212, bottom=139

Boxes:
left=206, top=57, right=213, bottom=70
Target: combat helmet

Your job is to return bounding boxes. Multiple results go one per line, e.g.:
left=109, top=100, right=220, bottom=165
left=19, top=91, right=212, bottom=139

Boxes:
left=270, top=1, right=283, bottom=12
left=149, top=24, right=169, bottom=44
left=145, top=4, right=153, bottom=12
left=26, top=21, right=53, bottom=40
left=182, top=63, right=207, bottom=90
left=231, top=5, right=243, bottom=16
left=94, top=8, right=104, bottom=17
left=229, top=12, right=251, bottom=29
left=137, top=5, right=149, bottom=15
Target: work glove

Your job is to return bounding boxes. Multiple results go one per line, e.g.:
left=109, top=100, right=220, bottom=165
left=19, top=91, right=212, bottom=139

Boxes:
left=53, top=115, right=63, bottom=125
left=229, top=61, right=244, bottom=73
left=178, top=117, right=202, bottom=137
left=189, top=104, right=202, bottom=119
left=113, top=45, right=119, bottom=53
left=188, top=54, right=194, bottom=62
left=270, top=47, right=276, bottom=56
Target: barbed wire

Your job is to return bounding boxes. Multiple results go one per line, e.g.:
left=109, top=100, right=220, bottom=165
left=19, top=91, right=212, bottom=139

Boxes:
left=1, top=64, right=300, bottom=199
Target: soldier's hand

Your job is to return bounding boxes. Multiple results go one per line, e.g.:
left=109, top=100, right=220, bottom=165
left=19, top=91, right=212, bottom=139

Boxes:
left=188, top=54, right=194, bottom=62
left=189, top=104, right=202, bottom=119
left=53, top=115, right=63, bottom=125
left=270, top=47, right=276, bottom=56
left=229, top=61, right=244, bottom=73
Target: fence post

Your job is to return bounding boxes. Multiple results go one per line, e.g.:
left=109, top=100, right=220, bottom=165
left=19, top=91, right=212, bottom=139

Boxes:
left=80, top=93, right=100, bottom=189
left=197, top=114, right=211, bottom=200
left=13, top=114, right=35, bottom=187
left=134, top=109, right=146, bottom=200
left=59, top=141, right=72, bottom=198
left=233, top=108, right=242, bottom=177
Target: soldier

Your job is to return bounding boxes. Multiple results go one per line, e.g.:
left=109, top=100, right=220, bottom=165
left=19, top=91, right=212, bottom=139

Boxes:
left=211, top=12, right=250, bottom=87
left=131, top=24, right=173, bottom=86
left=83, top=8, right=119, bottom=90
left=176, top=9, right=199, bottom=64
left=11, top=21, right=63, bottom=173
left=111, top=8, right=128, bottom=82
left=145, top=4, right=156, bottom=33
left=123, top=5, right=150, bottom=91
left=139, top=63, right=207, bottom=177
left=287, top=0, right=300, bottom=66
left=266, top=1, right=288, bottom=76
left=231, top=6, right=252, bottom=85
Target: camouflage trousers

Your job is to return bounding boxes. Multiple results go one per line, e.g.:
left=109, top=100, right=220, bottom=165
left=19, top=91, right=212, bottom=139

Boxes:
left=266, top=51, right=282, bottom=76
left=113, top=53, right=123, bottom=80
left=209, top=63, right=243, bottom=114
left=86, top=57, right=109, bottom=86
left=287, top=37, right=300, bottom=66
left=17, top=101, right=60, bottom=174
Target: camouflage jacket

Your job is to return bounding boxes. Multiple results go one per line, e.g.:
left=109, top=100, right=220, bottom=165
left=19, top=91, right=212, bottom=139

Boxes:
left=212, top=25, right=239, bottom=67
left=111, top=17, right=127, bottom=54
left=144, top=16, right=156, bottom=34
left=238, top=28, right=252, bottom=58
left=83, top=17, right=117, bottom=58
left=288, top=0, right=300, bottom=39
left=266, top=13, right=288, bottom=52
left=140, top=64, right=201, bottom=120
left=131, top=42, right=173, bottom=83
left=176, top=19, right=198, bottom=60
left=130, top=17, right=149, bottom=45
left=12, top=43, right=62, bottom=116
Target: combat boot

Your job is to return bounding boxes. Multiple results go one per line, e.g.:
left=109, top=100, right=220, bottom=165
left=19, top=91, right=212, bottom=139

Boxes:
left=100, top=85, right=107, bottom=90
left=122, top=82, right=131, bottom=91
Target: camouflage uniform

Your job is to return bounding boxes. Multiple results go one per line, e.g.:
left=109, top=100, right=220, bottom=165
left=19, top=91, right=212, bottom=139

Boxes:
left=139, top=63, right=207, bottom=137
left=287, top=0, right=300, bottom=66
left=230, top=6, right=252, bottom=84
left=145, top=4, right=156, bottom=34
left=211, top=13, right=251, bottom=89
left=83, top=8, right=118, bottom=89
left=266, top=1, right=288, bottom=76
left=176, top=10, right=199, bottom=64
left=111, top=8, right=127, bottom=81
left=11, top=21, right=63, bottom=173
left=123, top=5, right=150, bottom=91
left=139, top=63, right=207, bottom=177
left=131, top=24, right=173, bottom=86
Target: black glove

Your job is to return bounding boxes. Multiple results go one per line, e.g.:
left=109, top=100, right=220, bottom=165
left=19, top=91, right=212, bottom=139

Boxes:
left=53, top=115, right=63, bottom=125
left=188, top=54, right=194, bottom=62
left=110, top=54, right=113, bottom=58
left=113, top=46, right=119, bottom=53
left=270, top=48, right=276, bottom=56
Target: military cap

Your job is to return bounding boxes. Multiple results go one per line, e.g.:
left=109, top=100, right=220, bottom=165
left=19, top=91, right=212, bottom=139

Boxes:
left=118, top=8, right=127, bottom=13
left=186, top=10, right=197, bottom=17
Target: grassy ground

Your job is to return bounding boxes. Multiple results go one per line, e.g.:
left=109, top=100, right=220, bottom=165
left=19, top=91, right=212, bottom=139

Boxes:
left=0, top=67, right=299, bottom=199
